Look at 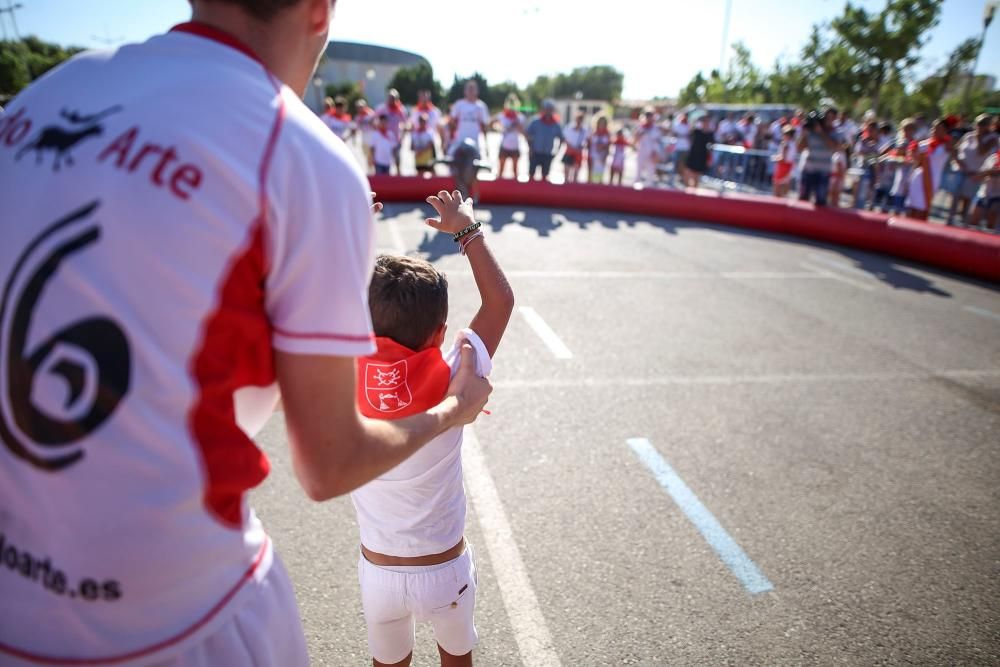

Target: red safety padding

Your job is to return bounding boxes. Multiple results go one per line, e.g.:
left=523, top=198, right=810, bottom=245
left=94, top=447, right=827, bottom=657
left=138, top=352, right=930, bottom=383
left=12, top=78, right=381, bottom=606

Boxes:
left=367, top=176, right=1000, bottom=282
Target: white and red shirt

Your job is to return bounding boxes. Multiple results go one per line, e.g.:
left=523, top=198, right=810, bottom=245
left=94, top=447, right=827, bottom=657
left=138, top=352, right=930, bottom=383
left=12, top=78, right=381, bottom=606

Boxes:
left=409, top=102, right=441, bottom=135
left=0, top=22, right=375, bottom=664
left=323, top=110, right=353, bottom=140
left=496, top=109, right=524, bottom=152
left=351, top=330, right=491, bottom=557
left=450, top=98, right=489, bottom=147
left=906, top=138, right=951, bottom=212
left=374, top=100, right=408, bottom=145
left=370, top=129, right=397, bottom=167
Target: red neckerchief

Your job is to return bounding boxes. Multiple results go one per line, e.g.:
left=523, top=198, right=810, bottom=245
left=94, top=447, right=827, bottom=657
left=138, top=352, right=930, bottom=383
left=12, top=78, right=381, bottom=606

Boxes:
left=357, top=107, right=373, bottom=118
left=595, top=127, right=610, bottom=137
left=503, top=109, right=518, bottom=120
left=416, top=101, right=435, bottom=112
left=387, top=99, right=403, bottom=114
left=541, top=113, right=560, bottom=125
left=641, top=121, right=654, bottom=130
left=614, top=136, right=628, bottom=147
left=377, top=126, right=389, bottom=138
left=356, top=338, right=450, bottom=420
left=170, top=22, right=262, bottom=64
left=926, top=136, right=949, bottom=154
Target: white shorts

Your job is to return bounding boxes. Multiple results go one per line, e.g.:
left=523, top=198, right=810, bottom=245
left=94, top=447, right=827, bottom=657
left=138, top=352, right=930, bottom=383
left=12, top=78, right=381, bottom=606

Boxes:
left=358, top=546, right=479, bottom=664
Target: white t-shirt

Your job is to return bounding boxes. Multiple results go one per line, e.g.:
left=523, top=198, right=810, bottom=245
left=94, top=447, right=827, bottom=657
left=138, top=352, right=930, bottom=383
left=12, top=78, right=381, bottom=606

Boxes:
left=409, top=104, right=441, bottom=134
left=955, top=132, right=994, bottom=173
left=496, top=111, right=524, bottom=151
left=451, top=98, right=489, bottom=146
left=323, top=111, right=353, bottom=140
left=351, top=330, right=491, bottom=557
left=374, top=102, right=408, bottom=145
left=906, top=140, right=951, bottom=211
left=673, top=121, right=691, bottom=152
left=370, top=131, right=397, bottom=167
left=715, top=118, right=736, bottom=143
left=0, top=22, right=376, bottom=663
left=635, top=124, right=663, bottom=156
left=977, top=152, right=999, bottom=199
left=563, top=124, right=589, bottom=151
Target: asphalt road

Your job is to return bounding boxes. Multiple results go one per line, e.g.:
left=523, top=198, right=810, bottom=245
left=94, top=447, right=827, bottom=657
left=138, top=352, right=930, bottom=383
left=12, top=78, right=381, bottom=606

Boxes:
left=252, top=202, right=1000, bottom=666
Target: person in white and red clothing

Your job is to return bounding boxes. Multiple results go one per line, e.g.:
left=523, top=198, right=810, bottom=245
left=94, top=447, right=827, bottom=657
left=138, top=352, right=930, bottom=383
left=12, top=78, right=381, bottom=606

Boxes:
left=409, top=89, right=441, bottom=139
left=449, top=80, right=489, bottom=158
left=322, top=95, right=354, bottom=141
left=375, top=88, right=408, bottom=174
left=635, top=109, right=663, bottom=186
left=0, top=1, right=492, bottom=666
left=587, top=115, right=611, bottom=184
left=905, top=118, right=956, bottom=220
left=494, top=94, right=524, bottom=179
left=561, top=112, right=589, bottom=184
left=609, top=127, right=630, bottom=186
left=352, top=190, right=513, bottom=667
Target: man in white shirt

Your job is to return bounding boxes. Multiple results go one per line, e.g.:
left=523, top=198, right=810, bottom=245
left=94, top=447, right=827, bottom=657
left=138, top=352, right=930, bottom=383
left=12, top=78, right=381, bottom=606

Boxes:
left=0, top=1, right=491, bottom=665
left=449, top=80, right=489, bottom=158
left=562, top=113, right=589, bottom=184
left=947, top=114, right=997, bottom=225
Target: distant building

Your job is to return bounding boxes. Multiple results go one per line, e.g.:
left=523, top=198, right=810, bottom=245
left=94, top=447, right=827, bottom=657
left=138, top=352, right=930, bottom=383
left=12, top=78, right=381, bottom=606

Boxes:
left=550, top=98, right=614, bottom=124
left=305, top=41, right=429, bottom=111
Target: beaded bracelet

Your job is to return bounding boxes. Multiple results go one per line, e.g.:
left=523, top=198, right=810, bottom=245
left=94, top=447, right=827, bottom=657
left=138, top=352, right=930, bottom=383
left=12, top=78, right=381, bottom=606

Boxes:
left=453, top=221, right=482, bottom=242
left=459, top=230, right=484, bottom=256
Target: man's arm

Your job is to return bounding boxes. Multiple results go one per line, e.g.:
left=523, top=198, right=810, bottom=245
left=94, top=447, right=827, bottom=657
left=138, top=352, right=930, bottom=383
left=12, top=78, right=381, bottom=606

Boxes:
left=425, top=190, right=514, bottom=356
left=277, top=345, right=490, bottom=501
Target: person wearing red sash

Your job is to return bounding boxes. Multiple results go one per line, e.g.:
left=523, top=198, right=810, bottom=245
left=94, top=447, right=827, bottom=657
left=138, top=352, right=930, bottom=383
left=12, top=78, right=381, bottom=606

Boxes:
left=905, top=118, right=956, bottom=220
left=351, top=190, right=513, bottom=667
left=610, top=128, right=631, bottom=186
left=587, top=115, right=612, bottom=184
left=494, top=94, right=525, bottom=179
left=561, top=112, right=589, bottom=183
left=375, top=88, right=408, bottom=174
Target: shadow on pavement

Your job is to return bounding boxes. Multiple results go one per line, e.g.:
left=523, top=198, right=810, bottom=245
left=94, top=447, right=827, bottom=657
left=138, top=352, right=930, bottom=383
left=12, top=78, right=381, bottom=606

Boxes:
left=384, top=203, right=992, bottom=295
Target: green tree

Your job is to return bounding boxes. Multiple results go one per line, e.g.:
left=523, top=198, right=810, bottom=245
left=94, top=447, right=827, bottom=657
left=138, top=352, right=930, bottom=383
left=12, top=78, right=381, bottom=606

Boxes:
left=677, top=71, right=707, bottom=106
left=525, top=66, right=624, bottom=105
left=388, top=62, right=441, bottom=104
left=324, top=81, right=363, bottom=109
left=0, top=36, right=83, bottom=98
left=446, top=72, right=490, bottom=105
left=830, top=0, right=943, bottom=114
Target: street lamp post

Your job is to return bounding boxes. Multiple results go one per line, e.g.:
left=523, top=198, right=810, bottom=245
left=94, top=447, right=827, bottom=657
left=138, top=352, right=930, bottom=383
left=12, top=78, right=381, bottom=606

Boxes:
left=962, top=1, right=997, bottom=117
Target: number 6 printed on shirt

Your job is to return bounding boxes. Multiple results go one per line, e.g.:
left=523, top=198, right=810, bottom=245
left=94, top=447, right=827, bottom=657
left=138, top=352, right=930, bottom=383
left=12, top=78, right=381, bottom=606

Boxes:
left=0, top=200, right=132, bottom=471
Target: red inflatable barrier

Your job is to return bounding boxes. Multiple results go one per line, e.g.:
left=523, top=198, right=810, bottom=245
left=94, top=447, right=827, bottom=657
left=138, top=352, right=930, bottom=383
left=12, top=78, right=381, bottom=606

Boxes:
left=368, top=176, right=1000, bottom=283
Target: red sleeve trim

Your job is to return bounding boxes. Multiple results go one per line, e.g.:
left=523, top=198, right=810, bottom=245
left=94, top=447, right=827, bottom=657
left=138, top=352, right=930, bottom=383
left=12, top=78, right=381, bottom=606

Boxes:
left=273, top=326, right=374, bottom=343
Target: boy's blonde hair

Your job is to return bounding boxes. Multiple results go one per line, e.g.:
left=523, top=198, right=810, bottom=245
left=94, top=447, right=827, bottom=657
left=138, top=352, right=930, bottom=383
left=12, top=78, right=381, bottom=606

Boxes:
left=368, top=254, right=449, bottom=351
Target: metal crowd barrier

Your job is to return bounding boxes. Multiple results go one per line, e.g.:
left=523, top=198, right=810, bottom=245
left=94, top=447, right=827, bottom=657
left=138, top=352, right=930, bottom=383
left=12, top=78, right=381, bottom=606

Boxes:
left=703, top=144, right=774, bottom=192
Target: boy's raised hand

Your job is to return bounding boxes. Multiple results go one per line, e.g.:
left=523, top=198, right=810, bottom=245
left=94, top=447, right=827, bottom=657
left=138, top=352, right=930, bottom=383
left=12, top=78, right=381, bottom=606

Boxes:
left=425, top=189, right=475, bottom=235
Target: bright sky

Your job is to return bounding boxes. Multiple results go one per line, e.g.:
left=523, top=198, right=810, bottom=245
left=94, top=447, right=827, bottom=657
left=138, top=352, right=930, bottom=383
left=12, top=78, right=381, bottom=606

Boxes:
left=5, top=0, right=998, bottom=100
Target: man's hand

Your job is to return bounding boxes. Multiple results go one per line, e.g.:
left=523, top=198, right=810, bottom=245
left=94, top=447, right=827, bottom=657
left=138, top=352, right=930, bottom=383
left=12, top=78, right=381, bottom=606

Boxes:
left=370, top=191, right=383, bottom=215
left=441, top=343, right=492, bottom=426
left=425, top=189, right=475, bottom=234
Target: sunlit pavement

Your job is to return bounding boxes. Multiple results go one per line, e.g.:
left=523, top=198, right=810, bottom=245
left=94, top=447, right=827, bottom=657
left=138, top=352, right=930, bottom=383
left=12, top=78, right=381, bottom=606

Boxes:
left=253, top=201, right=1000, bottom=665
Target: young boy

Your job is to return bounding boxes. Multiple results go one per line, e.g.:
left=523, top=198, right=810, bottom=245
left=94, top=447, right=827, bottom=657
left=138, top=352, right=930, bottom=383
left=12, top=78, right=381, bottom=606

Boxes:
left=371, top=114, right=397, bottom=175
left=352, top=190, right=514, bottom=667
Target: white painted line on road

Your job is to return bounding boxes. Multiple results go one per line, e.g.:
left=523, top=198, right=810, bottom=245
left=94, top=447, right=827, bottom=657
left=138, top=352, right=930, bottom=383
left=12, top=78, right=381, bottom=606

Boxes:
left=800, top=262, right=875, bottom=292
left=627, top=438, right=773, bottom=595
left=519, top=306, right=573, bottom=359
left=463, top=427, right=562, bottom=667
left=493, top=368, right=1000, bottom=389
left=964, top=305, right=1000, bottom=323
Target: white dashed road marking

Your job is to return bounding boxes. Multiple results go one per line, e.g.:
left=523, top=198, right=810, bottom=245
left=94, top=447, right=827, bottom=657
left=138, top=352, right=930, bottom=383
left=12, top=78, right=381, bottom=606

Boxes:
left=463, top=427, right=562, bottom=667
left=519, top=306, right=573, bottom=359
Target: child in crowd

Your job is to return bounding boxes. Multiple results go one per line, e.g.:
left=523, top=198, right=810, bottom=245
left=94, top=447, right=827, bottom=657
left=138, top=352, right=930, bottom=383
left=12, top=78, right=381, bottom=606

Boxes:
left=634, top=109, right=663, bottom=186
left=411, top=114, right=437, bottom=177
left=352, top=190, right=513, bottom=667
left=587, top=116, right=611, bottom=184
left=771, top=125, right=796, bottom=197
left=684, top=116, right=713, bottom=188
left=356, top=99, right=377, bottom=170
left=610, top=128, right=629, bottom=186
left=370, top=114, right=397, bottom=176
left=322, top=96, right=354, bottom=141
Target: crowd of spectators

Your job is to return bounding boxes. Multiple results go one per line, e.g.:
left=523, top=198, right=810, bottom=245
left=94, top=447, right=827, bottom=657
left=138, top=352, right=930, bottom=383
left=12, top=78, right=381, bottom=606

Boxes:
left=319, top=81, right=1000, bottom=231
